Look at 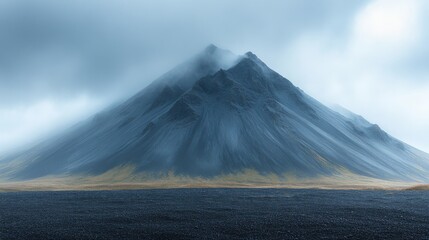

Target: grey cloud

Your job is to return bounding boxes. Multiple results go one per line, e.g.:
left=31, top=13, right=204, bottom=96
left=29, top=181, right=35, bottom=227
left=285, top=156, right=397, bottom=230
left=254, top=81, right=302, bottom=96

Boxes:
left=2, top=0, right=429, bottom=153
left=0, top=0, right=368, bottom=106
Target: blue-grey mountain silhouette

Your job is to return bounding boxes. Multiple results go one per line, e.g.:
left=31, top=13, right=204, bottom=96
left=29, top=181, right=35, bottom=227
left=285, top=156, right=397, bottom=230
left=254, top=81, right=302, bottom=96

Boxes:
left=1, top=45, right=429, bottom=182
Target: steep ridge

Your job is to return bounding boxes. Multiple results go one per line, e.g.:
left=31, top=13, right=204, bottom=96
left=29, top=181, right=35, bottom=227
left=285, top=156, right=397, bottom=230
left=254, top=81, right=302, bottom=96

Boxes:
left=1, top=45, right=429, bottom=182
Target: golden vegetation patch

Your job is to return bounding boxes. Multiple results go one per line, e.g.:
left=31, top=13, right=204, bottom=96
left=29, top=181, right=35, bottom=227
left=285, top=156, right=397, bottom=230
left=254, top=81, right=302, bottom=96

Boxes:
left=404, top=184, right=429, bottom=190
left=0, top=165, right=426, bottom=192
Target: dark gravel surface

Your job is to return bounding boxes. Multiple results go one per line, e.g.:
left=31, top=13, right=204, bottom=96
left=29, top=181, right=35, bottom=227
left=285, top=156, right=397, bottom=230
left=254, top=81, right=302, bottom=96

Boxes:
left=0, top=188, right=428, bottom=239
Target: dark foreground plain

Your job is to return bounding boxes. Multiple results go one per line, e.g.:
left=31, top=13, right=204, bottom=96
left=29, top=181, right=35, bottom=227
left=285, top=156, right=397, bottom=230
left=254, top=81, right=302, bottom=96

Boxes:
left=0, top=189, right=428, bottom=240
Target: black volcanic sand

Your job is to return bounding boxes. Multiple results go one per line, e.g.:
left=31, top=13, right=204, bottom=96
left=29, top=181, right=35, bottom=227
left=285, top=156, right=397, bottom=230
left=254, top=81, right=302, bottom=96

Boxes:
left=0, top=189, right=428, bottom=240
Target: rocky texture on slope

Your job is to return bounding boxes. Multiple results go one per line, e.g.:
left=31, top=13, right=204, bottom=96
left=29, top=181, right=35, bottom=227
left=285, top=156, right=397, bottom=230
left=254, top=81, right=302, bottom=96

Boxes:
left=1, top=45, right=429, bottom=182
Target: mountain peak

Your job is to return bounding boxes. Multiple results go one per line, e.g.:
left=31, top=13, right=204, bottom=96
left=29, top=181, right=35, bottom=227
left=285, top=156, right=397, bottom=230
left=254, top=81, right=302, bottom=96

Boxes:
left=245, top=51, right=257, bottom=59
left=190, top=45, right=242, bottom=77
left=2, top=45, right=429, bottom=183
left=244, top=51, right=268, bottom=68
left=148, top=45, right=241, bottom=90
left=204, top=44, right=220, bottom=54
left=199, top=44, right=236, bottom=60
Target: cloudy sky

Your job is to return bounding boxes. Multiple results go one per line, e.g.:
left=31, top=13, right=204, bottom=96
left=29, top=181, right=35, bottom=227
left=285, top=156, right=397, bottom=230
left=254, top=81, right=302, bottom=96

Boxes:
left=1, top=0, right=428, bottom=154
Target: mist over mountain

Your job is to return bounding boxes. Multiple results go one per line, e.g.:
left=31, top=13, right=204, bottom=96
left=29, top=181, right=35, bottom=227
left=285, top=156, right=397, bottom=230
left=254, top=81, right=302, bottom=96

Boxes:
left=1, top=45, right=429, bottom=182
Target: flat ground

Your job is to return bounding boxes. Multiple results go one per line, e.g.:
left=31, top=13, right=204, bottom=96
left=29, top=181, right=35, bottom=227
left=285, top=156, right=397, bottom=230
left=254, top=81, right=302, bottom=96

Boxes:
left=0, top=188, right=428, bottom=240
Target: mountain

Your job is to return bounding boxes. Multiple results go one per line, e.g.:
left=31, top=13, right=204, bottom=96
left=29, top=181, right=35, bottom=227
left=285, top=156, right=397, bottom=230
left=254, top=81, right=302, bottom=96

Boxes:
left=1, top=45, right=429, bottom=183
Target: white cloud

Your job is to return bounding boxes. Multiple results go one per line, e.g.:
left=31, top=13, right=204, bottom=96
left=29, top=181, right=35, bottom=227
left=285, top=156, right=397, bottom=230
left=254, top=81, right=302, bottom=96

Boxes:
left=279, top=0, right=429, bottom=152
left=353, top=0, right=421, bottom=46
left=0, top=95, right=104, bottom=154
left=350, top=0, right=423, bottom=67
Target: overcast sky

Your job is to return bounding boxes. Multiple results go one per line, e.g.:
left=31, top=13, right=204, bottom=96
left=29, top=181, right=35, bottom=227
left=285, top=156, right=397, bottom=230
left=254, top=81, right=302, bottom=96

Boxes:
left=1, top=0, right=429, bottom=154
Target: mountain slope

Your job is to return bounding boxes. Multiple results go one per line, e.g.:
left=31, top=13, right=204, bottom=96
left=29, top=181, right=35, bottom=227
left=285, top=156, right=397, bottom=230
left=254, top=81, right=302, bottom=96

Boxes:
left=1, top=45, right=429, bottom=182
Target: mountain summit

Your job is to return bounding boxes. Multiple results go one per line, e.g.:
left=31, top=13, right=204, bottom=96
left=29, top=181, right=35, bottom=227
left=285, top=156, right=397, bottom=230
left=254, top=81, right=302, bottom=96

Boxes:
left=1, top=45, right=429, bottom=182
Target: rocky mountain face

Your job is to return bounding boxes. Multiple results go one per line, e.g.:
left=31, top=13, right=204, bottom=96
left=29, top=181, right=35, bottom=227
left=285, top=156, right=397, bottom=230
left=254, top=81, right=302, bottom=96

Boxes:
left=1, top=45, right=429, bottom=182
